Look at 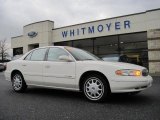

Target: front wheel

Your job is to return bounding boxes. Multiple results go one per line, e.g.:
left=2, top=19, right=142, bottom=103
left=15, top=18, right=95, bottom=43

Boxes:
left=83, top=74, right=110, bottom=102
left=12, top=72, right=27, bottom=92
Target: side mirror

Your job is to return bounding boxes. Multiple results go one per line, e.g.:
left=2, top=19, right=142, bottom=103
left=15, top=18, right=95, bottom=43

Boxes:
left=59, top=55, right=73, bottom=62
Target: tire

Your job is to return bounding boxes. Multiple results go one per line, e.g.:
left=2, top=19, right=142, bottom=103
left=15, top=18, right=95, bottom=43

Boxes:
left=11, top=72, right=27, bottom=92
left=82, top=74, right=110, bottom=102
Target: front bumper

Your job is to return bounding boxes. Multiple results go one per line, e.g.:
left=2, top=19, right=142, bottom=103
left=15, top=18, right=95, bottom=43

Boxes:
left=109, top=75, right=153, bottom=93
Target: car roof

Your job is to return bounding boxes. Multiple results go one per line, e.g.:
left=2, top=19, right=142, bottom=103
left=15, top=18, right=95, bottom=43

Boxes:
left=35, top=46, right=64, bottom=49
left=34, top=46, right=75, bottom=50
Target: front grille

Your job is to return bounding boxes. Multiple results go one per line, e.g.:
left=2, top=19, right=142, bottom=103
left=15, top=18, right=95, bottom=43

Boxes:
left=142, top=69, right=149, bottom=76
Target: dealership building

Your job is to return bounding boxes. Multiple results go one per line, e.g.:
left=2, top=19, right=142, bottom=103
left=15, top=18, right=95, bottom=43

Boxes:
left=11, top=8, right=160, bottom=74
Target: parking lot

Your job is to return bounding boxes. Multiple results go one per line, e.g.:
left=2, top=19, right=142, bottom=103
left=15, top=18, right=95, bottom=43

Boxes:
left=0, top=72, right=160, bottom=120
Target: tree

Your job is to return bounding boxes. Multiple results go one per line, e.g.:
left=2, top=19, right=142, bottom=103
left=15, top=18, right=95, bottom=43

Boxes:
left=0, top=39, right=9, bottom=62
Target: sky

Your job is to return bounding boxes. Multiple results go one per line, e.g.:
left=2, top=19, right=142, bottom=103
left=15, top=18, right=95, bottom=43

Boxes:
left=0, top=0, right=160, bottom=45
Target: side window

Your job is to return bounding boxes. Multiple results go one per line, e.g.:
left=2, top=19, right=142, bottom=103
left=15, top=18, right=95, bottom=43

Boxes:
left=30, top=48, right=47, bottom=61
left=24, top=52, right=32, bottom=60
left=47, top=47, right=69, bottom=61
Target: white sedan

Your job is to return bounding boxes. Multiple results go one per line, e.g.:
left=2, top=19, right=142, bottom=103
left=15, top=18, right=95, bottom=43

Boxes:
left=5, top=46, right=153, bottom=102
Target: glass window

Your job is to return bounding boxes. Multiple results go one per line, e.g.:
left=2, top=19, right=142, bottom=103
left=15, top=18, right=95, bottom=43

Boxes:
left=119, top=32, right=147, bottom=52
left=54, top=41, right=72, bottom=46
left=30, top=48, right=47, bottom=61
left=94, top=36, right=119, bottom=56
left=47, top=47, right=69, bottom=61
left=52, top=32, right=148, bottom=68
left=24, top=52, right=32, bottom=60
left=13, top=47, right=23, bottom=56
left=73, top=39, right=93, bottom=53
left=119, top=32, right=148, bottom=68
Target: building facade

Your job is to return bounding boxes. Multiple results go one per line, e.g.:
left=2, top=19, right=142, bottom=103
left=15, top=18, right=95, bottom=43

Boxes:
left=11, top=8, right=160, bottom=74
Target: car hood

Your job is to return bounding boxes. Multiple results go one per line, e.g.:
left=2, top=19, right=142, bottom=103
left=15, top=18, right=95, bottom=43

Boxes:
left=79, top=60, right=146, bottom=70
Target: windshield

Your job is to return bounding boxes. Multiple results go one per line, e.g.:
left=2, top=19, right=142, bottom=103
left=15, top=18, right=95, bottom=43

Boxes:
left=65, top=47, right=101, bottom=61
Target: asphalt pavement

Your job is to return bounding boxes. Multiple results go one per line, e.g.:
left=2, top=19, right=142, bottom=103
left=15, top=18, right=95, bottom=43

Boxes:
left=0, top=72, right=160, bottom=120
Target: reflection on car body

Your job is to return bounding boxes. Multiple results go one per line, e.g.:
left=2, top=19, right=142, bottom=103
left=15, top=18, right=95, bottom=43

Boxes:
left=102, top=54, right=131, bottom=62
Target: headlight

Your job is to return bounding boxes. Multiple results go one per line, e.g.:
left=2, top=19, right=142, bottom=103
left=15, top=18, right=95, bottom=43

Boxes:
left=115, top=69, right=141, bottom=76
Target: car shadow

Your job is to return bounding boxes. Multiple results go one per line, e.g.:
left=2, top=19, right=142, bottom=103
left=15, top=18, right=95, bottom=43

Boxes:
left=19, top=86, right=153, bottom=105
left=25, top=86, right=85, bottom=101
left=106, top=93, right=153, bottom=105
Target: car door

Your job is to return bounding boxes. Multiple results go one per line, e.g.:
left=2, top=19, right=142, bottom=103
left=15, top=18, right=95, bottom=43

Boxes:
left=22, top=48, right=47, bottom=85
left=43, top=47, right=76, bottom=89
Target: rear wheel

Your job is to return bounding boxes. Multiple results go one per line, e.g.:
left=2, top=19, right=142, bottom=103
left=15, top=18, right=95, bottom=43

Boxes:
left=12, top=72, right=27, bottom=92
left=83, top=74, right=110, bottom=102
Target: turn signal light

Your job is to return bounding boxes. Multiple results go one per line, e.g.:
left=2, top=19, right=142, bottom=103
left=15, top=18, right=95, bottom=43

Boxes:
left=115, top=69, right=142, bottom=76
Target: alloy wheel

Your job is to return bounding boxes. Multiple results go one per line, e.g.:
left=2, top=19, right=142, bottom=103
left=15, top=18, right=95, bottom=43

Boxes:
left=84, top=77, right=104, bottom=100
left=12, top=74, right=22, bottom=91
